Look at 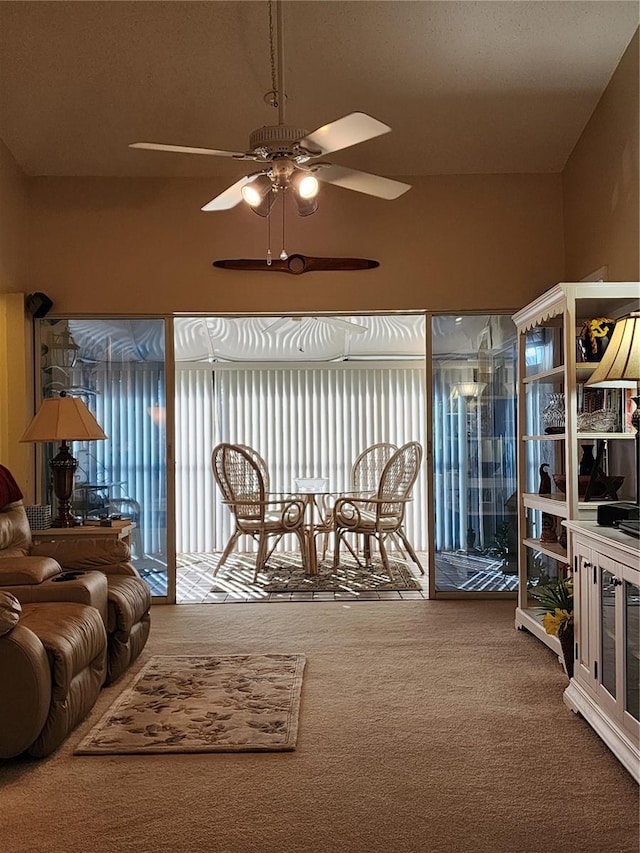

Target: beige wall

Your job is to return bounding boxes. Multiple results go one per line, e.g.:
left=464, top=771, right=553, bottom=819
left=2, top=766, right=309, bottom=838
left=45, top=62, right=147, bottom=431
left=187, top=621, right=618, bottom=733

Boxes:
left=0, top=138, right=27, bottom=291
left=0, top=141, right=31, bottom=488
left=24, top=173, right=564, bottom=315
left=563, top=29, right=639, bottom=282
left=1, top=32, right=638, bottom=489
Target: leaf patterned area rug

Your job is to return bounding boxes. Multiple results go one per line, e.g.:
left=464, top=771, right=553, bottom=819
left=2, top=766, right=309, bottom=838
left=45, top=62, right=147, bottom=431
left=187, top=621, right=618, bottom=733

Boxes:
left=189, top=552, right=423, bottom=593
left=258, top=561, right=421, bottom=592
left=75, top=654, right=306, bottom=755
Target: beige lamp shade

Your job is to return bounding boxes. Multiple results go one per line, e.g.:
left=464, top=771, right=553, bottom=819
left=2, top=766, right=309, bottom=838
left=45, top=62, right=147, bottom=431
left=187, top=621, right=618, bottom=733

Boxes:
left=20, top=395, right=107, bottom=443
left=585, top=312, right=640, bottom=387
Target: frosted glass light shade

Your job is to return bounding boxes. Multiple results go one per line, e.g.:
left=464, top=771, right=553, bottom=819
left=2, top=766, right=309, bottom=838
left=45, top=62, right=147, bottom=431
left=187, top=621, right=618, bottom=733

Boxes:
left=452, top=381, right=487, bottom=399
left=297, top=175, right=319, bottom=199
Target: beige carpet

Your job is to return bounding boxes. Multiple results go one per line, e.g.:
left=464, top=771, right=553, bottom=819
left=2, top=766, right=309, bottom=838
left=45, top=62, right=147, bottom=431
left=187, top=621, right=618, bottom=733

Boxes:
left=75, top=654, right=305, bottom=754
left=1, top=600, right=638, bottom=853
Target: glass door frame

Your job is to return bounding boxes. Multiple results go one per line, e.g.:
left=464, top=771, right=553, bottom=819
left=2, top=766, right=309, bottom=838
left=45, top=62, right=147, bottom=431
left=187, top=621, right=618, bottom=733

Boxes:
left=33, top=314, right=175, bottom=604
left=425, top=310, right=519, bottom=600
left=31, top=310, right=518, bottom=604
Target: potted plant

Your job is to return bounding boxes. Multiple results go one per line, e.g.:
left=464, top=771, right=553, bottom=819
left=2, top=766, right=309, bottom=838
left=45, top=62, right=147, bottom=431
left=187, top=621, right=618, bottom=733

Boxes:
left=530, top=578, right=574, bottom=678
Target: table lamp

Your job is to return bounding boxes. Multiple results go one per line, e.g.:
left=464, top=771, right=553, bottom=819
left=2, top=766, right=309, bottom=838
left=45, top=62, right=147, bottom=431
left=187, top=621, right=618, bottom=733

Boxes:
left=20, top=391, right=107, bottom=527
left=585, top=311, right=640, bottom=505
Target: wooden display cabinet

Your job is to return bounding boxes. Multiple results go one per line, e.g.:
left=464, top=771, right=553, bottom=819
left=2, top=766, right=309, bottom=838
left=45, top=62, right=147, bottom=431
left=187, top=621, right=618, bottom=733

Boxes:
left=513, top=282, right=639, bottom=653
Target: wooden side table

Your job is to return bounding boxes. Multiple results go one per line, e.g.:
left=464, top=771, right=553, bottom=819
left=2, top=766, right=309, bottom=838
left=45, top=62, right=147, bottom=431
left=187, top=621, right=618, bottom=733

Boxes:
left=31, top=523, right=136, bottom=549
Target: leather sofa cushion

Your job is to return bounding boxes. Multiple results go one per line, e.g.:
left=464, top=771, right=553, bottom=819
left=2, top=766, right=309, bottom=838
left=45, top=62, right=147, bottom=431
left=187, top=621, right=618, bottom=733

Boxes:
left=0, top=591, right=21, bottom=636
left=0, top=501, right=32, bottom=557
left=106, top=576, right=151, bottom=634
left=19, top=602, right=107, bottom=694
left=30, top=538, right=134, bottom=574
left=0, top=557, right=61, bottom=585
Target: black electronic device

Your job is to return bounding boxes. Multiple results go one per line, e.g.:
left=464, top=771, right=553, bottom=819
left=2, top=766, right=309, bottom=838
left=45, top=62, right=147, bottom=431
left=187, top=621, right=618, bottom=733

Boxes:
left=617, top=519, right=640, bottom=538
left=597, top=502, right=640, bottom=527
left=25, top=292, right=53, bottom=318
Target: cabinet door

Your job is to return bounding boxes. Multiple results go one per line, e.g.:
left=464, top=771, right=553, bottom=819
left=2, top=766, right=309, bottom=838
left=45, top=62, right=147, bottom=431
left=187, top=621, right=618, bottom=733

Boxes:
left=574, top=536, right=597, bottom=692
left=596, top=552, right=622, bottom=721
left=621, top=562, right=640, bottom=745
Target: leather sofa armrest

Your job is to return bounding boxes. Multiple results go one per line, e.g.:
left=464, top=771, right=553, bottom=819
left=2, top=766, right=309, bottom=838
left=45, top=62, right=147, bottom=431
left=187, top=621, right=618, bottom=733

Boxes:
left=2, top=571, right=109, bottom=625
left=0, top=622, right=51, bottom=759
left=30, top=538, right=138, bottom=576
left=0, top=556, right=61, bottom=585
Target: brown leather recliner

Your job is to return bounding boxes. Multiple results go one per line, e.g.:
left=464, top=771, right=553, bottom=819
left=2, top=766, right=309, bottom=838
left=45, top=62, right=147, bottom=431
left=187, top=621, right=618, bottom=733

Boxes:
left=0, top=466, right=128, bottom=758
left=0, top=466, right=151, bottom=685
left=0, top=590, right=107, bottom=759
left=29, top=537, right=151, bottom=684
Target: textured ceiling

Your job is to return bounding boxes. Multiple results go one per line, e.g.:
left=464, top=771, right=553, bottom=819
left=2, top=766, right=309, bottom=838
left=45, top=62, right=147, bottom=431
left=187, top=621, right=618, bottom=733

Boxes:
left=63, top=313, right=516, bottom=363
left=0, top=1, right=637, bottom=180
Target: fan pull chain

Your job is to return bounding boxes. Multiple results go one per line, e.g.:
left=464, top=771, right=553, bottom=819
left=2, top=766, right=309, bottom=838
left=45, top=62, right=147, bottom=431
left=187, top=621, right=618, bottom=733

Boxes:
left=280, top=190, right=288, bottom=260
left=266, top=207, right=272, bottom=265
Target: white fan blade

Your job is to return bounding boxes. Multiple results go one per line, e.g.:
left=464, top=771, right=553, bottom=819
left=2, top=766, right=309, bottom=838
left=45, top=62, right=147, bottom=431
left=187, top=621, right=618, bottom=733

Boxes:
left=130, top=142, right=250, bottom=159
left=316, top=317, right=367, bottom=334
left=315, top=164, right=411, bottom=200
left=201, top=174, right=262, bottom=211
left=301, top=113, right=390, bottom=156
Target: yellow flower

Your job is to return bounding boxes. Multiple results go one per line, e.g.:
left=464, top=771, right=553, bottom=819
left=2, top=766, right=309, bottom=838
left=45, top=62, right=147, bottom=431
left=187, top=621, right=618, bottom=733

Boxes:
left=542, top=608, right=572, bottom=637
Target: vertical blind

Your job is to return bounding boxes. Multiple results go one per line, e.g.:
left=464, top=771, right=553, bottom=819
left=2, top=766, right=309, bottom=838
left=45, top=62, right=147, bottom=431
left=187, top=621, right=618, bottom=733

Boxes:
left=175, top=362, right=428, bottom=554
left=85, top=363, right=167, bottom=556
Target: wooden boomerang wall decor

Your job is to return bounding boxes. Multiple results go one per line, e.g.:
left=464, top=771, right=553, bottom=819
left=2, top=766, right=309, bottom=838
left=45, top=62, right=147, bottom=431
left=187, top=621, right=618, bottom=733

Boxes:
left=212, top=254, right=380, bottom=274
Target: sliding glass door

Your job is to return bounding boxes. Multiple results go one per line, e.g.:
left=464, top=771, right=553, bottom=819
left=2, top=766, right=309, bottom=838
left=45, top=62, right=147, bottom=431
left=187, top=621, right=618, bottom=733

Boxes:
left=36, top=318, right=169, bottom=597
left=32, top=312, right=516, bottom=601
left=430, top=314, right=518, bottom=594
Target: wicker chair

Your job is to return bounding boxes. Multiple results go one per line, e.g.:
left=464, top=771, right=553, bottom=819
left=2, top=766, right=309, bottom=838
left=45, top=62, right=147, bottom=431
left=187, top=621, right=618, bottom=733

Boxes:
left=211, top=443, right=307, bottom=579
left=236, top=444, right=270, bottom=491
left=332, top=441, right=424, bottom=577
left=351, top=442, right=398, bottom=495
left=319, top=442, right=398, bottom=562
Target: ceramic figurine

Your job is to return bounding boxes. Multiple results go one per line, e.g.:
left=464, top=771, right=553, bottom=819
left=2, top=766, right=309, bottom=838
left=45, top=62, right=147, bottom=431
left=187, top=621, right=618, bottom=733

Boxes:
left=540, top=513, right=558, bottom=543
left=538, top=463, right=552, bottom=495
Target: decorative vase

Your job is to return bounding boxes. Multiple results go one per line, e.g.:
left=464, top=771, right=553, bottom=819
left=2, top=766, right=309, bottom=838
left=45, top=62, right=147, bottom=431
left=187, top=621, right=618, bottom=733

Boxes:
left=557, top=620, right=574, bottom=678
left=542, top=392, right=565, bottom=434
left=579, top=444, right=596, bottom=476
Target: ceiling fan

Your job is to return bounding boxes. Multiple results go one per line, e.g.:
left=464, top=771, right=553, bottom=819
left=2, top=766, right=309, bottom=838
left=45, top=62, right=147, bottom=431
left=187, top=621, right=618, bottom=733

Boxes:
left=129, top=0, right=411, bottom=217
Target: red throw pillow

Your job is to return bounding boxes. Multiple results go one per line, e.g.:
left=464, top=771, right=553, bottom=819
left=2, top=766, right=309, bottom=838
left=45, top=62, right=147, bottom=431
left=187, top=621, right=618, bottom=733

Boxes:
left=0, top=465, right=24, bottom=508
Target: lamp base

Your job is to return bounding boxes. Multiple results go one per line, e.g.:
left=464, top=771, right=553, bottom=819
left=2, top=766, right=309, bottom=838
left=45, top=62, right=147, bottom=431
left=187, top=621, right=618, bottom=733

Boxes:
left=50, top=442, right=78, bottom=528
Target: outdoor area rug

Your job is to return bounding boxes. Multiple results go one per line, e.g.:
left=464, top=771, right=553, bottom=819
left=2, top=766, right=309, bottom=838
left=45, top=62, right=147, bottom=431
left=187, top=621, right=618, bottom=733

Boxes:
left=177, top=551, right=422, bottom=593
left=75, top=653, right=306, bottom=755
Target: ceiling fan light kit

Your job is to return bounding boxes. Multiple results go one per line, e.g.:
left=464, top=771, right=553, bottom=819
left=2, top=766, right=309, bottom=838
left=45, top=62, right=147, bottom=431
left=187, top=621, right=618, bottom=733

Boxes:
left=295, top=174, right=319, bottom=200
left=129, top=0, right=410, bottom=219
left=242, top=176, right=271, bottom=207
